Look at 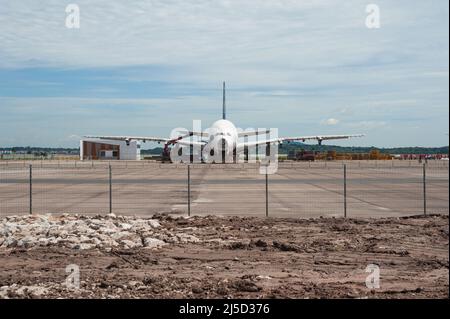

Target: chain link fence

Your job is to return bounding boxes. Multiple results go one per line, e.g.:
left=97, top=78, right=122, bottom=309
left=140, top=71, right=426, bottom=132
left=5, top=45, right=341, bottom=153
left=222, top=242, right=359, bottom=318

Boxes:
left=0, top=161, right=448, bottom=218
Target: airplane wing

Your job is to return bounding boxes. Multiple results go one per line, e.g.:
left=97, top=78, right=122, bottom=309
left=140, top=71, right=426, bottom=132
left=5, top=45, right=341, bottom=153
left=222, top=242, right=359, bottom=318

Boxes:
left=84, top=130, right=209, bottom=144
left=84, top=135, right=170, bottom=143
left=175, top=140, right=207, bottom=147
left=237, top=134, right=364, bottom=151
left=236, top=138, right=280, bottom=152
left=238, top=130, right=271, bottom=138
left=280, top=134, right=365, bottom=144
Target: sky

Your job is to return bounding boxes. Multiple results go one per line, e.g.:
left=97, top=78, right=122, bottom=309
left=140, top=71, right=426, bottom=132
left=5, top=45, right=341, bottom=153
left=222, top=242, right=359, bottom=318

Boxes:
left=0, top=0, right=448, bottom=148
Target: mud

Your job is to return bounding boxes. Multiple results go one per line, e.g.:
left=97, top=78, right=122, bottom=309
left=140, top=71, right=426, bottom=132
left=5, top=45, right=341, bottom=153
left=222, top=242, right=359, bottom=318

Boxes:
left=0, top=214, right=448, bottom=299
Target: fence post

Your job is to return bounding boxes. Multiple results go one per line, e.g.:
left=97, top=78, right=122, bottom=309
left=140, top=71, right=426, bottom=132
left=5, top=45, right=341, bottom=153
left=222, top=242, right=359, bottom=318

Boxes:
left=187, top=164, right=191, bottom=216
left=109, top=164, right=112, bottom=214
left=29, top=164, right=32, bottom=215
left=265, top=168, right=269, bottom=218
left=343, top=164, right=347, bottom=218
left=423, top=163, right=427, bottom=216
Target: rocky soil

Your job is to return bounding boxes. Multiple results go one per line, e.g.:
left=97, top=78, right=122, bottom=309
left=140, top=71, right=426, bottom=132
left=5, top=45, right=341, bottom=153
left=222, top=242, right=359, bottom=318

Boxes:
left=0, top=213, right=448, bottom=299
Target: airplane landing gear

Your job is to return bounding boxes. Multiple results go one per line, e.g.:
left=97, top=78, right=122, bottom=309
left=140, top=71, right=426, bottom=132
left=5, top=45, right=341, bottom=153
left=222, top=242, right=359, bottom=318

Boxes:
left=161, top=144, right=171, bottom=163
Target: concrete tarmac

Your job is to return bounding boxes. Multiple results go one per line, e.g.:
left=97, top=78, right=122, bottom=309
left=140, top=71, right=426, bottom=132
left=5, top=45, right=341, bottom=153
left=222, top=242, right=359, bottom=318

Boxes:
left=0, top=161, right=448, bottom=218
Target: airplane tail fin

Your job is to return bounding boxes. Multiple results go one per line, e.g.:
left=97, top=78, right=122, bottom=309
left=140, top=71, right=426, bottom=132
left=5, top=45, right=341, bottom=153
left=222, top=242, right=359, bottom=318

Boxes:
left=222, top=81, right=226, bottom=120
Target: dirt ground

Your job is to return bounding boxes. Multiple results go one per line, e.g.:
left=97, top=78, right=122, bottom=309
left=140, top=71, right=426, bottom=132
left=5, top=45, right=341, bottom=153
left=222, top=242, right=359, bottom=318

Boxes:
left=0, top=214, right=448, bottom=299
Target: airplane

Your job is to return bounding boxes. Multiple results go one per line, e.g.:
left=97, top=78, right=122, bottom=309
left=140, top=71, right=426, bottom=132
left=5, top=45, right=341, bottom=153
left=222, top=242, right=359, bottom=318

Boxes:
left=85, top=82, right=364, bottom=163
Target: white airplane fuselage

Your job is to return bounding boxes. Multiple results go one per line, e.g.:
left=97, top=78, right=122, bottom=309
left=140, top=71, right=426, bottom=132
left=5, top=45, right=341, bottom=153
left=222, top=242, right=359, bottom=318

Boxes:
left=208, top=119, right=238, bottom=157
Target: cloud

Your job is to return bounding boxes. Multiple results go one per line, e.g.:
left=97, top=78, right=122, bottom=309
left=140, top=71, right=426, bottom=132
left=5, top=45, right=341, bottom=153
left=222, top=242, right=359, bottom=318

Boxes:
left=321, top=118, right=340, bottom=126
left=0, top=0, right=448, bottom=147
left=1, top=1, right=447, bottom=74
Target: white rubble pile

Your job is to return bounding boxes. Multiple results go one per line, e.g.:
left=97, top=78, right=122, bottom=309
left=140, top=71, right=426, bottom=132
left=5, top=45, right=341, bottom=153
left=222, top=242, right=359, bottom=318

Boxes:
left=0, top=282, right=93, bottom=299
left=0, top=214, right=200, bottom=250
left=0, top=284, right=50, bottom=298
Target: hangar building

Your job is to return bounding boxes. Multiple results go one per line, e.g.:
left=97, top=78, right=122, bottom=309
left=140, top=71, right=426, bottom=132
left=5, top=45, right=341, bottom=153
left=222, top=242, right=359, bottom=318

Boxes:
left=80, top=138, right=141, bottom=160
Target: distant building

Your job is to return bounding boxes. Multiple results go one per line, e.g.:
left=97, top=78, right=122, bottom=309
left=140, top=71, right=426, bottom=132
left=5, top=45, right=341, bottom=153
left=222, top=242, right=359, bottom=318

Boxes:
left=80, top=138, right=140, bottom=160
